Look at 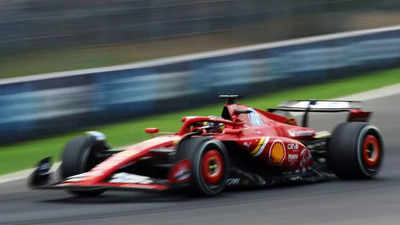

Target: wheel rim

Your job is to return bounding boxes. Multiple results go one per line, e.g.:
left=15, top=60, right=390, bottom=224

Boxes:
left=362, top=135, right=380, bottom=167
left=201, top=149, right=224, bottom=184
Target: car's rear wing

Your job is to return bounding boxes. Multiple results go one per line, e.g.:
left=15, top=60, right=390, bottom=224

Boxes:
left=268, top=100, right=370, bottom=127
left=269, top=100, right=362, bottom=112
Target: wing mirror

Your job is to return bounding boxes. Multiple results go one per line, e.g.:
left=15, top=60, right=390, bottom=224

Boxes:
left=145, top=128, right=159, bottom=134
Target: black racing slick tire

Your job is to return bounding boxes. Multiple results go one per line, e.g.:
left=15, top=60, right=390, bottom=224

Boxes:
left=61, top=135, right=107, bottom=197
left=328, top=122, right=384, bottom=179
left=176, top=137, right=230, bottom=196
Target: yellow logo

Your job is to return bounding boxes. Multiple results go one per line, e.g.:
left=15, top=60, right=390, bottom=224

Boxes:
left=250, top=137, right=270, bottom=157
left=269, top=141, right=286, bottom=164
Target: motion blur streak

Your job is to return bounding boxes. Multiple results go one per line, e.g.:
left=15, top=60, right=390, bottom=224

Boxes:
left=1, top=26, right=400, bottom=144
left=1, top=0, right=400, bottom=55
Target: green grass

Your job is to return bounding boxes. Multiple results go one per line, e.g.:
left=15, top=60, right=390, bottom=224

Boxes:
left=1, top=68, right=400, bottom=175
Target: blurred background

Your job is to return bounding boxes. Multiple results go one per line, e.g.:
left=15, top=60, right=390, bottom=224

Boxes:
left=0, top=0, right=400, bottom=147
left=2, top=0, right=400, bottom=77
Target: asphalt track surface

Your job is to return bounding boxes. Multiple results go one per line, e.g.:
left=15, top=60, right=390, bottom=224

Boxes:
left=1, top=94, right=400, bottom=225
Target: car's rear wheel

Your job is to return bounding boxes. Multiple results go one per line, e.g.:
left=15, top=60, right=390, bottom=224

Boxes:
left=176, top=138, right=230, bottom=196
left=61, top=135, right=108, bottom=197
left=328, top=122, right=384, bottom=179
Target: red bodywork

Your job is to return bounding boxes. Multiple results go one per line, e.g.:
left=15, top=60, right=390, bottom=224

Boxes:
left=57, top=103, right=318, bottom=191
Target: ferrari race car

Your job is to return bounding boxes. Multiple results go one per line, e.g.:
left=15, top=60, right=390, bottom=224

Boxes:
left=29, top=95, right=384, bottom=196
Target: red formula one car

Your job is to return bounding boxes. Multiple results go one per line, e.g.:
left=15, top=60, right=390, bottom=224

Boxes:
left=29, top=95, right=384, bottom=196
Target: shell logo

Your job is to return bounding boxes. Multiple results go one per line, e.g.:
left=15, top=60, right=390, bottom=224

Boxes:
left=269, top=141, right=286, bottom=164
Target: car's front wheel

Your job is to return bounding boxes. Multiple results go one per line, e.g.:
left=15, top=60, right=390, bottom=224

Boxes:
left=176, top=138, right=230, bottom=196
left=61, top=134, right=108, bottom=197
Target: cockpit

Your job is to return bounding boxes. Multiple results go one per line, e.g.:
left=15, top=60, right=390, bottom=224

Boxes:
left=178, top=116, right=230, bottom=135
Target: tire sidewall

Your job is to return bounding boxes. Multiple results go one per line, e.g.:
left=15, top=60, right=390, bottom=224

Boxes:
left=356, top=125, right=384, bottom=177
left=192, top=139, right=229, bottom=196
